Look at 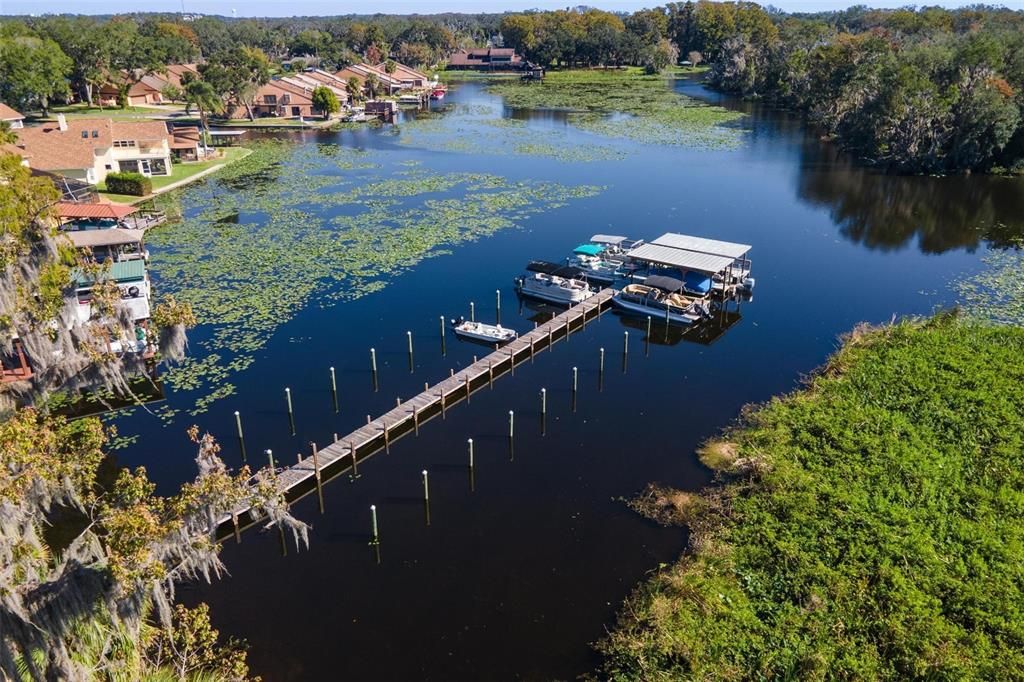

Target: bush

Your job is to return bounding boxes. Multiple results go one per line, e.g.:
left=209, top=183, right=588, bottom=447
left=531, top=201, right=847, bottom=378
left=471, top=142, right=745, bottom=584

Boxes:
left=105, top=171, right=152, bottom=196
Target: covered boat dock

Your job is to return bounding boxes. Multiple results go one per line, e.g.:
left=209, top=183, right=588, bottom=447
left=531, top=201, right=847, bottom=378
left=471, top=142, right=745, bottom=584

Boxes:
left=627, top=232, right=753, bottom=296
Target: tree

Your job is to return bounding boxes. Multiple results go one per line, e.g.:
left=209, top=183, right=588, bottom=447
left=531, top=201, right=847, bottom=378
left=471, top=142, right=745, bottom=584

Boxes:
left=312, top=85, right=340, bottom=120
left=346, top=76, right=364, bottom=104
left=161, top=83, right=183, bottom=103
left=365, top=72, right=382, bottom=100
left=688, top=50, right=703, bottom=67
left=384, top=58, right=397, bottom=74
left=202, top=46, right=271, bottom=121
left=184, top=80, right=224, bottom=153
left=0, top=120, right=16, bottom=145
left=646, top=39, right=680, bottom=74
left=0, top=36, right=72, bottom=113
left=0, top=408, right=306, bottom=681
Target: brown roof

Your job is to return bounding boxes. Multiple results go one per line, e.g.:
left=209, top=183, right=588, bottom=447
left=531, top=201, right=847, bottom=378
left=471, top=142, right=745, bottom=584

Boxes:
left=449, top=48, right=521, bottom=66
left=57, top=202, right=138, bottom=219
left=15, top=119, right=112, bottom=171
left=110, top=120, right=171, bottom=142
left=170, top=125, right=201, bottom=149
left=378, top=62, right=430, bottom=82
left=256, top=80, right=314, bottom=105
left=62, top=228, right=143, bottom=249
left=0, top=103, right=24, bottom=121
left=163, top=64, right=200, bottom=88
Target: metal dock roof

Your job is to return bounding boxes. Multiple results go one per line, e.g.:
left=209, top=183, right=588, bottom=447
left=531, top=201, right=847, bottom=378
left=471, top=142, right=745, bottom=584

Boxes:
left=651, top=233, right=751, bottom=259
left=626, top=243, right=736, bottom=274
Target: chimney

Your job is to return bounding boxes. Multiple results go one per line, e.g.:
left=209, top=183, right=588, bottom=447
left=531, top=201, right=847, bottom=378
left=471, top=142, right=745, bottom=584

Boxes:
left=57, top=113, right=68, bottom=132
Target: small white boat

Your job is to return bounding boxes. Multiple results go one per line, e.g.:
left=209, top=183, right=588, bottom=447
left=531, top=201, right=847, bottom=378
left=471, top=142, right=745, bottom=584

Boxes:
left=451, top=318, right=517, bottom=345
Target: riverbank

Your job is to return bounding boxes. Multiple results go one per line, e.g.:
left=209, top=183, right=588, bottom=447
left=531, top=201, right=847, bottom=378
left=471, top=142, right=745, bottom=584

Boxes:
left=599, top=313, right=1024, bottom=680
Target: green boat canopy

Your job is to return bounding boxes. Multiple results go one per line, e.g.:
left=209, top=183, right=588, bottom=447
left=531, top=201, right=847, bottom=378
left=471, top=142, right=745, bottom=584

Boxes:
left=73, top=259, right=146, bottom=287
left=573, top=243, right=605, bottom=256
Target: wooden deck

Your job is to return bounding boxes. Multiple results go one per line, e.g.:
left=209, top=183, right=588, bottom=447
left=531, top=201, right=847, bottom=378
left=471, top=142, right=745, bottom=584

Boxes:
left=216, top=288, right=617, bottom=540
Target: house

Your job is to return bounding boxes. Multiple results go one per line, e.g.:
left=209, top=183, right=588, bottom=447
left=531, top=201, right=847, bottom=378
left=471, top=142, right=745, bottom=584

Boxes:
left=448, top=48, right=523, bottom=70
left=97, top=64, right=199, bottom=106
left=0, top=103, right=25, bottom=129
left=335, top=64, right=404, bottom=95
left=247, top=80, right=316, bottom=119
left=376, top=62, right=432, bottom=89
left=14, top=115, right=172, bottom=184
left=281, top=72, right=349, bottom=106
left=168, top=125, right=203, bottom=161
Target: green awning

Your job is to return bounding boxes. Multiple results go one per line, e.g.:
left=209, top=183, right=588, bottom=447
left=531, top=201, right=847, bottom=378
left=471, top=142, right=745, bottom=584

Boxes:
left=573, top=243, right=605, bottom=256
left=73, top=259, right=146, bottom=287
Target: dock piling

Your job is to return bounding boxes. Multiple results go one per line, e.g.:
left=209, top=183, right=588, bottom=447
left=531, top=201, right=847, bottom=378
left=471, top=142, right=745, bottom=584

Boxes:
left=311, top=442, right=324, bottom=514
left=541, top=387, right=547, bottom=414
left=509, top=410, right=515, bottom=439
left=369, top=505, right=379, bottom=545
left=572, top=366, right=578, bottom=393
left=422, top=469, right=430, bottom=501
left=468, top=438, right=474, bottom=469
left=285, top=388, right=295, bottom=435
left=266, top=449, right=275, bottom=472
left=496, top=289, right=501, bottom=324
left=234, top=411, right=246, bottom=462
left=329, top=367, right=338, bottom=413
left=439, top=316, right=446, bottom=355
left=370, top=347, right=377, bottom=373
left=349, top=442, right=360, bottom=481
left=407, top=331, right=414, bottom=372
left=470, top=301, right=475, bottom=323
left=623, top=331, right=629, bottom=355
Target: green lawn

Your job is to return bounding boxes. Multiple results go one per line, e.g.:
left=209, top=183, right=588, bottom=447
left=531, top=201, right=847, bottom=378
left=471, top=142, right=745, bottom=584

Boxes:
left=97, top=147, right=251, bottom=204
left=34, top=103, right=187, bottom=121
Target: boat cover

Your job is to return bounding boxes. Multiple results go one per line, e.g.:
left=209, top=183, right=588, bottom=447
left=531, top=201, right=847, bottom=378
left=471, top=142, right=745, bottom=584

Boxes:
left=590, top=234, right=628, bottom=246
left=573, top=243, right=605, bottom=256
left=526, top=261, right=587, bottom=279
left=683, top=270, right=712, bottom=294
left=645, top=275, right=686, bottom=293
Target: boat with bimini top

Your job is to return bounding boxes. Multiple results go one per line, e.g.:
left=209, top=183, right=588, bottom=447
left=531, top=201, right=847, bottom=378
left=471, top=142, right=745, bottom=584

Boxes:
left=612, top=275, right=711, bottom=325
left=514, top=261, right=596, bottom=306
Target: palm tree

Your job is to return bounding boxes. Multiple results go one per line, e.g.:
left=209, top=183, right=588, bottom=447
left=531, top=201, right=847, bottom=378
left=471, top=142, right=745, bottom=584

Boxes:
left=184, top=80, right=224, bottom=155
left=346, top=76, right=363, bottom=104
left=365, top=73, right=381, bottom=100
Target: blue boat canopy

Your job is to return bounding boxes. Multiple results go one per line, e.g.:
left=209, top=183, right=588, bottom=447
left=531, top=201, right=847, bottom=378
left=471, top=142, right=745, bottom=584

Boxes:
left=573, top=243, right=605, bottom=256
left=683, top=270, right=712, bottom=295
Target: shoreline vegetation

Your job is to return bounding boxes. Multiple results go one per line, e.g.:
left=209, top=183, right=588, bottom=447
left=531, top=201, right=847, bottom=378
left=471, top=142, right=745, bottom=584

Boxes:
left=600, top=311, right=1024, bottom=679
left=486, top=68, right=744, bottom=148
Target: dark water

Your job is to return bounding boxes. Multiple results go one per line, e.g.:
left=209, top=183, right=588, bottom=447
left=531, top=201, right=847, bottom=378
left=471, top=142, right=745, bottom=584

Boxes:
left=112, top=78, right=1024, bottom=681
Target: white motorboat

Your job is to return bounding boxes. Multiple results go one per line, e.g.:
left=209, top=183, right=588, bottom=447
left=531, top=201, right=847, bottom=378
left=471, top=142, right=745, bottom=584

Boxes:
left=451, top=318, right=517, bottom=345
left=611, top=275, right=711, bottom=325
left=515, top=261, right=595, bottom=306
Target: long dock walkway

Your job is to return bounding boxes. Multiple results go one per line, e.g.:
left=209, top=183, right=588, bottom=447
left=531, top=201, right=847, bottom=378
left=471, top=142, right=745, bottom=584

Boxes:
left=218, top=288, right=617, bottom=539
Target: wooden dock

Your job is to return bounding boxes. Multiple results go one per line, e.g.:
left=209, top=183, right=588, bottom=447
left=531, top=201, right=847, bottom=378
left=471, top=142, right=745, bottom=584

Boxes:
left=217, top=288, right=617, bottom=539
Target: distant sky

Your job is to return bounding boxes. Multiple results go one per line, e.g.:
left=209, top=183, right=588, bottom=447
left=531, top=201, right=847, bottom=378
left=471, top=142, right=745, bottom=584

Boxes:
left=1, top=0, right=1021, bottom=17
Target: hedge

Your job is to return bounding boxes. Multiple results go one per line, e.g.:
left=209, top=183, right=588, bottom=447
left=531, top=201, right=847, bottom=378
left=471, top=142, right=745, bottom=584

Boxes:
left=105, top=171, right=152, bottom=196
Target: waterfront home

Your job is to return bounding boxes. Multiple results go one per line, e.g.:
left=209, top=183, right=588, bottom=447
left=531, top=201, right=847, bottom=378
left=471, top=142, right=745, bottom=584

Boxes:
left=376, top=62, right=433, bottom=89
left=448, top=48, right=523, bottom=70
left=246, top=80, right=316, bottom=119
left=97, top=64, right=200, bottom=106
left=168, top=125, right=204, bottom=161
left=334, top=64, right=404, bottom=95
left=0, top=102, right=25, bottom=129
left=280, top=73, right=349, bottom=106
left=13, top=116, right=172, bottom=184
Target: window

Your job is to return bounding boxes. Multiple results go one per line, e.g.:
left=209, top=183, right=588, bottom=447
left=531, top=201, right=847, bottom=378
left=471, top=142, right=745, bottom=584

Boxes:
left=264, top=94, right=277, bottom=105
left=81, top=131, right=88, bottom=139
left=105, top=164, right=112, bottom=170
left=113, top=140, right=136, bottom=148
left=92, top=130, right=99, bottom=138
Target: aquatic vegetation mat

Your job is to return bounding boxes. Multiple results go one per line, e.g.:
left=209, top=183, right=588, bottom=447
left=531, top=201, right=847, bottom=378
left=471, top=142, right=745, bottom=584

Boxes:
left=487, top=68, right=745, bottom=149
left=599, top=315, right=1024, bottom=680
left=956, top=243, right=1024, bottom=325
left=142, top=142, right=602, bottom=417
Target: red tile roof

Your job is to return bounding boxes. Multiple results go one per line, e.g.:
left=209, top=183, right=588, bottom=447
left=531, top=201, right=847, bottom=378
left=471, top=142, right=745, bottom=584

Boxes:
left=0, top=103, right=24, bottom=121
left=57, top=202, right=138, bottom=219
left=15, top=119, right=112, bottom=170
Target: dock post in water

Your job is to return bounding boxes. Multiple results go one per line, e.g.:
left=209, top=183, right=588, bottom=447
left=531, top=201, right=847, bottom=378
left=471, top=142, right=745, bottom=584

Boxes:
left=623, top=331, right=629, bottom=355
left=266, top=449, right=275, bottom=471
left=370, top=348, right=377, bottom=372
left=439, top=316, right=446, bottom=355
left=234, top=411, right=246, bottom=462
left=311, top=442, right=324, bottom=514
left=407, top=331, right=414, bottom=372
left=496, top=289, right=501, bottom=324
left=572, top=366, right=578, bottom=393
left=422, top=469, right=430, bottom=501
left=330, top=367, right=338, bottom=413
left=285, top=388, right=295, bottom=435
left=231, top=512, right=241, bottom=544
left=470, top=301, right=475, bottom=322
left=468, top=438, right=474, bottom=468
left=465, top=376, right=471, bottom=403
left=541, top=388, right=547, bottom=414
left=413, top=403, right=420, bottom=435
left=599, top=347, right=605, bottom=373
left=369, top=505, right=379, bottom=545
left=509, top=410, right=515, bottom=439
